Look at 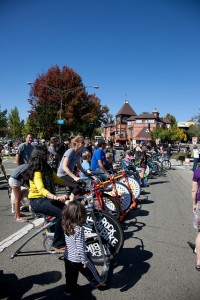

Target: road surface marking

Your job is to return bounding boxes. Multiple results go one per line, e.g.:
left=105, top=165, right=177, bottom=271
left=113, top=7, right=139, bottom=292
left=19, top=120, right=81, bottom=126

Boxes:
left=0, top=218, right=44, bottom=252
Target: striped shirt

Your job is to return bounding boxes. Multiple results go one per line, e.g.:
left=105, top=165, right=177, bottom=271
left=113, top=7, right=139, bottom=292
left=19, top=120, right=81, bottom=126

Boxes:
left=64, top=226, right=88, bottom=265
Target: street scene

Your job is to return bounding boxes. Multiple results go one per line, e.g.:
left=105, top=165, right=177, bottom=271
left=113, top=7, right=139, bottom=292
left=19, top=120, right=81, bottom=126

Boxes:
left=1, top=1, right=200, bottom=300
left=0, top=156, right=200, bottom=300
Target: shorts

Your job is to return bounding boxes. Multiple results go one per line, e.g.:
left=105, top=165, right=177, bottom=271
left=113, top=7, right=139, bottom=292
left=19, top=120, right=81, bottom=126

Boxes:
left=193, top=201, right=200, bottom=231
left=8, top=177, right=21, bottom=188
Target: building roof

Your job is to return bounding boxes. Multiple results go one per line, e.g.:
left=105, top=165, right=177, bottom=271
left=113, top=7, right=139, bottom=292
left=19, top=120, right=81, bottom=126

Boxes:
left=116, top=100, right=137, bottom=117
left=160, top=118, right=172, bottom=124
left=135, top=127, right=151, bottom=140
left=127, top=116, right=136, bottom=121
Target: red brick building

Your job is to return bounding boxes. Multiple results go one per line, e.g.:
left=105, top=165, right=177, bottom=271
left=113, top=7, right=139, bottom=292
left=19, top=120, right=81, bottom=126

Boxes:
left=101, top=100, right=171, bottom=145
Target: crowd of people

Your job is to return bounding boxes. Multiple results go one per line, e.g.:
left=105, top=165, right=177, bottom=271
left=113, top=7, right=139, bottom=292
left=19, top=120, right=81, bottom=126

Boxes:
left=2, top=132, right=200, bottom=292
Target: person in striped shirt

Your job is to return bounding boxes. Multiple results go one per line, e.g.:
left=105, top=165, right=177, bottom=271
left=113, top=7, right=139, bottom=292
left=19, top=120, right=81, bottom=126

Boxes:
left=62, top=201, right=106, bottom=296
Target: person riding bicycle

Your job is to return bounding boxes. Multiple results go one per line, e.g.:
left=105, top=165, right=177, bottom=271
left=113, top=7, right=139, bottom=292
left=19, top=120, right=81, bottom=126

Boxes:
left=91, top=140, right=109, bottom=181
left=28, top=145, right=75, bottom=252
left=57, top=135, right=86, bottom=195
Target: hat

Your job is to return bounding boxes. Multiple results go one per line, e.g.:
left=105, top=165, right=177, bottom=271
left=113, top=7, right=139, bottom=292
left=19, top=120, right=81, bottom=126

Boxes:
left=140, top=141, right=145, bottom=145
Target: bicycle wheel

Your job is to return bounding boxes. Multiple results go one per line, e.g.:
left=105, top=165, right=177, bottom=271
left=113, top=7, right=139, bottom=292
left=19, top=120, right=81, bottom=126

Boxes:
left=104, top=182, right=132, bottom=211
left=118, top=176, right=141, bottom=199
left=163, top=159, right=171, bottom=170
left=43, top=234, right=55, bottom=253
left=84, top=209, right=124, bottom=265
left=100, top=193, right=121, bottom=219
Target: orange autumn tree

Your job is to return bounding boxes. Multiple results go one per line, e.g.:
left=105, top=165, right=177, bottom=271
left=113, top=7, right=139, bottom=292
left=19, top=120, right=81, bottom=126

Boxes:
left=28, top=65, right=110, bottom=139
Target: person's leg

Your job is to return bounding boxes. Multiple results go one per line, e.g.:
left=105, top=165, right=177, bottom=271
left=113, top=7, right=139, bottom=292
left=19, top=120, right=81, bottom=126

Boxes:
left=196, top=232, right=200, bottom=267
left=93, top=168, right=108, bottom=181
left=78, top=260, right=101, bottom=287
left=64, top=259, right=79, bottom=294
left=30, top=198, right=65, bottom=248
left=193, top=158, right=198, bottom=172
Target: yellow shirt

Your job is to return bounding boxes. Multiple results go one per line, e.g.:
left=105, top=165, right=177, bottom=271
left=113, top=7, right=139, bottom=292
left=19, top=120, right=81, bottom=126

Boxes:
left=28, top=171, right=65, bottom=199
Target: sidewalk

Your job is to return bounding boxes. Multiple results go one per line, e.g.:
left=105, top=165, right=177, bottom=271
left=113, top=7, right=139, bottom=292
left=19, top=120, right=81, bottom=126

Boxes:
left=171, top=158, right=193, bottom=172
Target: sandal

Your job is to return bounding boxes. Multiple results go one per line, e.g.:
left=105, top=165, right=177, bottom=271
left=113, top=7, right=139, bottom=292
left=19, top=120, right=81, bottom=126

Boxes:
left=195, top=265, right=200, bottom=271
left=16, top=218, right=29, bottom=223
left=51, top=246, right=66, bottom=253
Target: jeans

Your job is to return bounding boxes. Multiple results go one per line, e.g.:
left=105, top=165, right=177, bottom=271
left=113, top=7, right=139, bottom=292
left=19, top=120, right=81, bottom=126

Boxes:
left=30, top=198, right=65, bottom=248
left=92, top=168, right=108, bottom=181
left=193, top=158, right=199, bottom=172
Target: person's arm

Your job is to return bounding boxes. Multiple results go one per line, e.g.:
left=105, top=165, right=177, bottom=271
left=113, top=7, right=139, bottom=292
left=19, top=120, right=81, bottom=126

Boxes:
left=76, top=227, right=89, bottom=266
left=62, top=156, right=80, bottom=181
left=34, top=171, right=67, bottom=201
left=192, top=180, right=198, bottom=212
left=15, top=153, right=21, bottom=166
left=98, top=159, right=110, bottom=175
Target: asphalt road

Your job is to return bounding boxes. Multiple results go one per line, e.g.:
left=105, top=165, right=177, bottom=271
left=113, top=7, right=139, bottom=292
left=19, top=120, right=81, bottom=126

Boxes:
left=0, top=158, right=200, bottom=300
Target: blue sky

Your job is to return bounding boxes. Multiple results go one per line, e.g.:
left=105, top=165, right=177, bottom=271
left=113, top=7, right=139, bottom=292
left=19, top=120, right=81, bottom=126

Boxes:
left=0, top=0, right=200, bottom=123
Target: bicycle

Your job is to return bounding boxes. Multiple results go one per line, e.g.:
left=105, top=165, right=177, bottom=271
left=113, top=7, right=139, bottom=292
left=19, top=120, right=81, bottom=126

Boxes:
left=10, top=197, right=124, bottom=272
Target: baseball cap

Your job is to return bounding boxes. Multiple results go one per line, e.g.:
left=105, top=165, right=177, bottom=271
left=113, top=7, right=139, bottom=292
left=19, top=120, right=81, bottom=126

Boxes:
left=140, top=141, right=145, bottom=145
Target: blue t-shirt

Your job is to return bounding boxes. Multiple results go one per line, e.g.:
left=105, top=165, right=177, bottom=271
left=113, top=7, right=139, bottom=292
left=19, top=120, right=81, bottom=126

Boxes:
left=80, top=161, right=91, bottom=180
left=17, top=143, right=34, bottom=164
left=57, top=148, right=81, bottom=177
left=91, top=148, right=105, bottom=171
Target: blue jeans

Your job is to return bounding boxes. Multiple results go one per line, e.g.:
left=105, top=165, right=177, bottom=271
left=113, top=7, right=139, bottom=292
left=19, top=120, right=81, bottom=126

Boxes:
left=30, top=198, right=65, bottom=248
left=193, top=158, right=199, bottom=172
left=93, top=168, right=108, bottom=181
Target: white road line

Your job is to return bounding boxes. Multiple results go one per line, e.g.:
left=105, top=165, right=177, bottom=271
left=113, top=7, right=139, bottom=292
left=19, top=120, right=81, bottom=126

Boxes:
left=0, top=218, right=44, bottom=252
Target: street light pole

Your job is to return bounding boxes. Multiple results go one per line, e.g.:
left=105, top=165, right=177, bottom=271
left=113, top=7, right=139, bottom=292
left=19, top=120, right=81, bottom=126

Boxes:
left=27, top=82, right=99, bottom=142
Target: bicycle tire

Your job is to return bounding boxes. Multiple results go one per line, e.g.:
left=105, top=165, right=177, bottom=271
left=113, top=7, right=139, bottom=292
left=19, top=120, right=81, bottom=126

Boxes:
left=84, top=209, right=124, bottom=265
left=118, top=176, right=141, bottom=199
left=104, top=182, right=132, bottom=211
left=101, top=193, right=121, bottom=219
left=163, top=159, right=171, bottom=170
left=43, top=234, right=55, bottom=253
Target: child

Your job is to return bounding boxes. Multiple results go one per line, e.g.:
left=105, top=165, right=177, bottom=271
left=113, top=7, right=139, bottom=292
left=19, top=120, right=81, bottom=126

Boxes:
left=62, top=201, right=106, bottom=296
left=124, top=150, right=134, bottom=164
left=80, top=151, right=92, bottom=180
left=139, top=149, right=148, bottom=187
left=104, top=152, right=114, bottom=173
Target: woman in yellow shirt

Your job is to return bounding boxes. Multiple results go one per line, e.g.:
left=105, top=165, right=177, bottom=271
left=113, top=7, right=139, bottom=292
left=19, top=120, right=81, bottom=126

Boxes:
left=28, top=145, right=72, bottom=252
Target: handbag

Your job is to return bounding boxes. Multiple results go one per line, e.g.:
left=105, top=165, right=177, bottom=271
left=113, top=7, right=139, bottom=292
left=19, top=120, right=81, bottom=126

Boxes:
left=193, top=201, right=200, bottom=230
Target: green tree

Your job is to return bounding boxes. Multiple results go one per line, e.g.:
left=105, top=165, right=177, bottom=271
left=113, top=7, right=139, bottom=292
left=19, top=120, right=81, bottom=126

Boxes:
left=165, top=113, right=177, bottom=126
left=151, top=126, right=187, bottom=143
left=8, top=107, right=22, bottom=138
left=0, top=107, right=8, bottom=136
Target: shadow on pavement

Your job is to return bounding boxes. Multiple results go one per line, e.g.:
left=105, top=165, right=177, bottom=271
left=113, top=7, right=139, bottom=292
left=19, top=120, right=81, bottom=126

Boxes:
left=148, top=180, right=169, bottom=185
left=109, top=245, right=153, bottom=292
left=0, top=270, right=63, bottom=300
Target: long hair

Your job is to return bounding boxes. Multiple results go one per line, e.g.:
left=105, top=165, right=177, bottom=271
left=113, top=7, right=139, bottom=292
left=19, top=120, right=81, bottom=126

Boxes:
left=62, top=201, right=87, bottom=235
left=28, top=145, right=49, bottom=179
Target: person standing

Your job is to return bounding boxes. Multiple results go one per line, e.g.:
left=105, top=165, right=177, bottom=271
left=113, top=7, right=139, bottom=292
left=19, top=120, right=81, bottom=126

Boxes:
left=62, top=201, right=106, bottom=296
left=192, top=164, right=200, bottom=270
left=48, top=137, right=60, bottom=171
left=192, top=145, right=200, bottom=172
left=16, top=133, right=34, bottom=166
left=8, top=164, right=29, bottom=222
